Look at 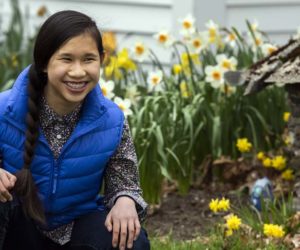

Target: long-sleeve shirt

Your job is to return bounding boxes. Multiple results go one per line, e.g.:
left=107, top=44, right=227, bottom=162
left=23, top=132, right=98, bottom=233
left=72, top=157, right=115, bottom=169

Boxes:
left=38, top=96, right=147, bottom=245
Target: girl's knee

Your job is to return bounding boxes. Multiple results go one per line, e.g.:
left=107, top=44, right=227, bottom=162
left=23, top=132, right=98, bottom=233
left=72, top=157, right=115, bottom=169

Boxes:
left=133, top=229, right=150, bottom=250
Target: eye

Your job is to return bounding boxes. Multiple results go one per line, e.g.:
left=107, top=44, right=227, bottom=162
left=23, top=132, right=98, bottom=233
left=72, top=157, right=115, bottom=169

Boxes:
left=61, top=57, right=72, bottom=62
left=84, top=57, right=95, bottom=62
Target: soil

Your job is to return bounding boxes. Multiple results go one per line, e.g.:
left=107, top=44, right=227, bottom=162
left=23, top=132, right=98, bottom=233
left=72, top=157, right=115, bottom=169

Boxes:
left=144, top=186, right=244, bottom=240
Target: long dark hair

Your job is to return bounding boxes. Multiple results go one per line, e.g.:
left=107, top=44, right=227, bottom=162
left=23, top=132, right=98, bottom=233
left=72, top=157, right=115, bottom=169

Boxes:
left=13, top=10, right=104, bottom=224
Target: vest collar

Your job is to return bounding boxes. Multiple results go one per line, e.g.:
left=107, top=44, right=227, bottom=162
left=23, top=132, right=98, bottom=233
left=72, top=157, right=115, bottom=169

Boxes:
left=4, top=66, right=107, bottom=132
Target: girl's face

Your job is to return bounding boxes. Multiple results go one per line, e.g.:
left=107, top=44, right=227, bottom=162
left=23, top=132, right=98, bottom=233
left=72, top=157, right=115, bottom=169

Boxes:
left=44, top=33, right=101, bottom=115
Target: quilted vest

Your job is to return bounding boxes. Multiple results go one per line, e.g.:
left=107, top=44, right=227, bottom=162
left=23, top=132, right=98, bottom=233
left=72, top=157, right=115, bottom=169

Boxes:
left=0, top=67, right=124, bottom=230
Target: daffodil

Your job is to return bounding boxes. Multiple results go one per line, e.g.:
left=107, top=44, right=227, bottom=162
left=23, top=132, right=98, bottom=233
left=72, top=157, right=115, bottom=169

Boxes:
left=226, top=214, right=241, bottom=231
left=261, top=43, right=278, bottom=57
left=263, top=224, right=285, bottom=238
left=131, top=42, right=149, bottom=62
left=225, top=229, right=233, bottom=237
left=272, top=155, right=286, bottom=171
left=187, top=33, right=208, bottom=54
left=256, top=151, right=265, bottom=161
left=105, top=56, right=122, bottom=79
left=236, top=138, right=252, bottom=153
left=114, top=97, right=133, bottom=117
left=216, top=54, right=237, bottom=71
left=205, top=20, right=219, bottom=43
left=262, top=157, right=272, bottom=168
left=283, top=112, right=291, bottom=122
left=125, top=85, right=141, bottom=105
left=178, top=14, right=196, bottom=37
left=209, top=198, right=219, bottom=213
left=281, top=169, right=294, bottom=181
left=217, top=197, right=230, bottom=212
left=147, top=70, right=163, bottom=91
left=99, top=79, right=115, bottom=99
left=224, top=32, right=237, bottom=47
left=220, top=84, right=236, bottom=96
left=250, top=20, right=259, bottom=32
left=180, top=81, right=191, bottom=98
left=172, top=64, right=182, bottom=75
left=205, top=65, right=224, bottom=89
left=153, top=30, right=174, bottom=47
left=117, top=48, right=137, bottom=71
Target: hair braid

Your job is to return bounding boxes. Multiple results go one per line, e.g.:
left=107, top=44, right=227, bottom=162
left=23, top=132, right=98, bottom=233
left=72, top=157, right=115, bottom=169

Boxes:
left=14, top=64, right=46, bottom=225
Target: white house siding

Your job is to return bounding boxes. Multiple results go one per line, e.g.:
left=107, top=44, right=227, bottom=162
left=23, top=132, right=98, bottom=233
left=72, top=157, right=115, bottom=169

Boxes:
left=1, top=0, right=300, bottom=63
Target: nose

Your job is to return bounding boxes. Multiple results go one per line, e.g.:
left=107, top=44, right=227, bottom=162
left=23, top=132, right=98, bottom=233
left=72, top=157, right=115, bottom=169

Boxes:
left=68, top=62, right=86, bottom=78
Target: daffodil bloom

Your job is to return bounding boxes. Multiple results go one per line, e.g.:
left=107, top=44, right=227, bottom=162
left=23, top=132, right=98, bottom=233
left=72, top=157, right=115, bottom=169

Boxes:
left=104, top=57, right=122, bottom=79
left=131, top=42, right=149, bottom=62
left=153, top=30, right=174, bottom=47
left=224, top=32, right=237, bottom=47
left=272, top=155, right=286, bottom=171
left=216, top=54, right=237, bottom=71
left=225, top=229, right=233, bottom=237
left=205, top=20, right=219, bottom=43
left=220, top=84, right=236, bottom=96
left=284, top=132, right=294, bottom=145
left=125, top=85, right=141, bottom=105
left=261, top=43, right=278, bottom=57
left=99, top=79, right=115, bottom=99
left=178, top=14, right=196, bottom=37
left=117, top=48, right=137, bottom=71
left=262, top=157, right=272, bottom=168
left=172, top=64, right=182, bottom=75
left=205, top=65, right=225, bottom=89
left=281, top=169, right=294, bottom=181
left=283, top=112, right=291, bottom=122
left=256, top=151, right=265, bottom=161
left=209, top=198, right=219, bottom=213
left=187, top=33, right=208, bottom=54
left=147, top=70, right=163, bottom=91
left=250, top=20, right=259, bottom=32
left=180, top=81, right=191, bottom=98
left=263, top=224, right=285, bottom=238
left=226, top=214, right=241, bottom=231
left=236, top=138, right=252, bottom=153
left=114, top=97, right=133, bottom=117
left=217, top=197, right=230, bottom=212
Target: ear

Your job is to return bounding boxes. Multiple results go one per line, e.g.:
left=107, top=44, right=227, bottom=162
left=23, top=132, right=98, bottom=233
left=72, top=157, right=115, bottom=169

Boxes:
left=100, top=52, right=106, bottom=64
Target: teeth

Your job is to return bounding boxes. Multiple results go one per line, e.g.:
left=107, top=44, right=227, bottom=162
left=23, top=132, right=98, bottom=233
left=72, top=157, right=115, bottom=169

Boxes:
left=65, top=82, right=86, bottom=89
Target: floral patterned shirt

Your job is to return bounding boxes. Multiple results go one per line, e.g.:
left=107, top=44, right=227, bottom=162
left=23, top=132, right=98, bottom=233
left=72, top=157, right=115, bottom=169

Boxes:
left=39, top=96, right=147, bottom=245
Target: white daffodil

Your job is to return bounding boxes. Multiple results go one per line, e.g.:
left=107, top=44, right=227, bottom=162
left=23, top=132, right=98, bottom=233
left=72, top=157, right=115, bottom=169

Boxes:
left=125, top=85, right=141, bottom=105
left=178, top=13, right=196, bottom=37
left=131, top=42, right=149, bottom=62
left=147, top=70, right=163, bottom=91
left=205, top=65, right=225, bottom=89
left=99, top=78, right=115, bottom=99
left=249, top=32, right=263, bottom=52
left=205, top=20, right=219, bottom=43
left=293, top=26, right=300, bottom=39
left=187, top=32, right=208, bottom=54
left=216, top=54, right=238, bottom=71
left=224, top=32, right=237, bottom=47
left=153, top=30, right=174, bottom=48
left=261, top=43, right=278, bottom=57
left=114, top=97, right=133, bottom=117
left=250, top=19, right=259, bottom=32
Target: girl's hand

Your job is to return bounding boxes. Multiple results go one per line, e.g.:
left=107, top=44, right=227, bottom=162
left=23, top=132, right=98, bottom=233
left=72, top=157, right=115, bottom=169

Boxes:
left=0, top=169, right=16, bottom=202
left=105, top=196, right=140, bottom=250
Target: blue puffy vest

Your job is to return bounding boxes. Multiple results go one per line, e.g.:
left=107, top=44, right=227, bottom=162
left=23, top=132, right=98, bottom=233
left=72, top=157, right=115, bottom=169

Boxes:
left=0, top=67, right=124, bottom=230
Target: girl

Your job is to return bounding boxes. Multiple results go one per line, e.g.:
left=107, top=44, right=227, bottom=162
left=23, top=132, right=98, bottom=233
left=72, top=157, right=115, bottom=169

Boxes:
left=0, top=10, right=149, bottom=250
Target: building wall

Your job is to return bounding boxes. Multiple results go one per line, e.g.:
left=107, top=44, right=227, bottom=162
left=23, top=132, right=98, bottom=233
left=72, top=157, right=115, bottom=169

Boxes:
left=1, top=0, right=300, bottom=63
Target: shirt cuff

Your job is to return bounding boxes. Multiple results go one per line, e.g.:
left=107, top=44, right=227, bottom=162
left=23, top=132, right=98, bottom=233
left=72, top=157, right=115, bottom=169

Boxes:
left=105, top=191, right=148, bottom=222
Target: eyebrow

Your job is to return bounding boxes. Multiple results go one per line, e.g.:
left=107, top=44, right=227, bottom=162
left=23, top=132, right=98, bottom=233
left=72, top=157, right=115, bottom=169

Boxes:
left=58, top=53, right=99, bottom=58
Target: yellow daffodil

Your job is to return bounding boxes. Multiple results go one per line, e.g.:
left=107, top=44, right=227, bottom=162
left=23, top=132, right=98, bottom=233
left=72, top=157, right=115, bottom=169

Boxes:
left=281, top=169, right=294, bottom=181
left=272, top=155, right=286, bottom=171
left=37, top=5, right=47, bottom=17
left=226, top=214, right=241, bottom=231
left=257, top=151, right=265, bottom=161
left=225, top=229, right=233, bottom=237
left=180, top=81, right=191, bottom=98
left=172, top=64, right=182, bottom=75
left=117, top=48, right=137, bottom=71
left=263, top=224, right=285, bottom=238
left=236, top=138, right=252, bottom=153
left=205, top=65, right=225, bottom=89
left=209, top=199, right=219, bottom=213
left=102, top=31, right=117, bottom=54
left=262, top=157, right=272, bottom=168
left=217, top=197, right=230, bottom=212
left=283, top=112, right=291, bottom=122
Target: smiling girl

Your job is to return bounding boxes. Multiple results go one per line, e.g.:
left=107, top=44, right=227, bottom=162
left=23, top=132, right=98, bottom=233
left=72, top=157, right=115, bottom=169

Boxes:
left=0, top=10, right=149, bottom=250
